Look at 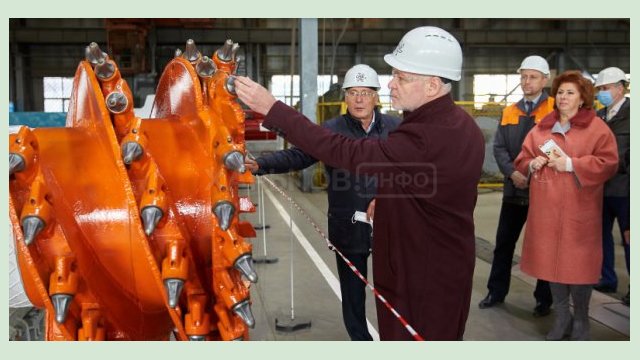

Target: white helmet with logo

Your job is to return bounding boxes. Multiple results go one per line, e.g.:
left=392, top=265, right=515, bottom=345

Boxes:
left=383, top=26, right=463, bottom=81
left=594, top=67, right=627, bottom=87
left=518, top=55, right=550, bottom=76
left=342, top=64, right=380, bottom=90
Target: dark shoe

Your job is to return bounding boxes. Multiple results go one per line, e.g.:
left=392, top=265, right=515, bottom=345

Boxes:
left=593, top=283, right=617, bottom=293
left=533, top=302, right=552, bottom=317
left=478, top=294, right=504, bottom=309
left=622, top=291, right=630, bottom=306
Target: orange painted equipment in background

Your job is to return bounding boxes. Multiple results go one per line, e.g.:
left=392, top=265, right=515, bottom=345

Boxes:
left=8, top=39, right=259, bottom=340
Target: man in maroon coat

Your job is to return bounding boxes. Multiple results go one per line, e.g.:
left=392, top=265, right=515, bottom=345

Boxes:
left=234, top=26, right=484, bottom=340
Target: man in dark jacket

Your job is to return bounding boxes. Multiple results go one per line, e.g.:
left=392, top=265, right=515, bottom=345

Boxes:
left=593, top=67, right=630, bottom=302
left=245, top=64, right=401, bottom=340
left=236, top=26, right=484, bottom=341
left=478, top=55, right=553, bottom=317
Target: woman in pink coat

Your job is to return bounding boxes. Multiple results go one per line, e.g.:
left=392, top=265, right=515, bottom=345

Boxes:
left=515, top=71, right=618, bottom=341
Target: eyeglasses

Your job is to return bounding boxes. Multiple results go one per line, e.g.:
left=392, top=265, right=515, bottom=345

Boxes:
left=391, top=69, right=422, bottom=85
left=345, top=90, right=377, bottom=98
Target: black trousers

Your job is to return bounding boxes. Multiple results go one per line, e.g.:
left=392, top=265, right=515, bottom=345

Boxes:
left=600, top=196, right=630, bottom=288
left=336, top=252, right=373, bottom=341
left=487, top=201, right=552, bottom=305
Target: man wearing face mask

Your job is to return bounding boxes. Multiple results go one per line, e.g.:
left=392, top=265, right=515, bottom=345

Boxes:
left=593, top=67, right=630, bottom=305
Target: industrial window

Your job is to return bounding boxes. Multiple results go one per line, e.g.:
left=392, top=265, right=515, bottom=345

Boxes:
left=270, top=74, right=395, bottom=114
left=43, top=77, right=73, bottom=112
left=473, top=74, right=523, bottom=109
left=270, top=75, right=338, bottom=106
left=377, top=75, right=393, bottom=114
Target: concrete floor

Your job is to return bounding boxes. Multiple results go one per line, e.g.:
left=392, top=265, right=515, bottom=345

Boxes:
left=241, top=173, right=630, bottom=341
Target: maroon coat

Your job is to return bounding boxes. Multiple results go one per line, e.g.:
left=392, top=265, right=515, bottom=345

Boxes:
left=263, top=94, right=484, bottom=340
left=514, top=109, right=618, bottom=284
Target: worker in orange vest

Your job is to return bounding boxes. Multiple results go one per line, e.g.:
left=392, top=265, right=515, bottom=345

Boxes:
left=478, top=55, right=555, bottom=317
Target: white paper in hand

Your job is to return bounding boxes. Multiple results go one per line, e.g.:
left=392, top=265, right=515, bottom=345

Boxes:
left=352, top=211, right=373, bottom=228
left=539, top=139, right=567, bottom=159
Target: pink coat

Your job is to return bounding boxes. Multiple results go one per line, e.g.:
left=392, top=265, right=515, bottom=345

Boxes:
left=514, top=108, right=618, bottom=284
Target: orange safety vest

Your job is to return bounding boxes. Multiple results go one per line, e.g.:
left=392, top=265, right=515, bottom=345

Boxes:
left=500, top=97, right=555, bottom=126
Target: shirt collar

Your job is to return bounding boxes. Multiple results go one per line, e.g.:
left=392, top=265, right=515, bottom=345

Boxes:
left=364, top=112, right=376, bottom=134
left=607, top=97, right=626, bottom=120
left=524, top=93, right=542, bottom=106
left=551, top=121, right=571, bottom=134
left=345, top=109, right=378, bottom=133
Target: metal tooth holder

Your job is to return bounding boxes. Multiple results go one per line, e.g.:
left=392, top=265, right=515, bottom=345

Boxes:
left=217, top=39, right=234, bottom=62
left=232, top=299, right=255, bottom=328
left=225, top=76, right=236, bottom=95
left=95, top=59, right=116, bottom=80
left=105, top=92, right=128, bottom=114
left=233, top=55, right=244, bottom=75
left=85, top=42, right=107, bottom=65
left=140, top=206, right=163, bottom=235
left=183, top=39, right=201, bottom=64
left=213, top=201, right=235, bottom=231
left=21, top=216, right=45, bottom=245
left=196, top=56, right=216, bottom=78
left=9, top=153, right=26, bottom=175
left=223, top=151, right=245, bottom=173
left=234, top=253, right=258, bottom=283
left=121, top=141, right=144, bottom=165
left=163, top=278, right=184, bottom=308
left=51, top=294, right=73, bottom=323
left=230, top=43, right=240, bottom=62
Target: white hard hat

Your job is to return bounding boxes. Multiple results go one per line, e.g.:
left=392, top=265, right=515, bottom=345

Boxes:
left=342, top=64, right=380, bottom=90
left=595, top=67, right=627, bottom=87
left=384, top=26, right=463, bottom=81
left=517, top=55, right=550, bottom=76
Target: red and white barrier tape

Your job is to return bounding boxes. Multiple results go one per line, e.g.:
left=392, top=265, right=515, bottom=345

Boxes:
left=262, top=176, right=425, bottom=341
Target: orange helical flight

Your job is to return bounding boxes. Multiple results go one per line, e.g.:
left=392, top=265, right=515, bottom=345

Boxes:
left=9, top=39, right=258, bottom=341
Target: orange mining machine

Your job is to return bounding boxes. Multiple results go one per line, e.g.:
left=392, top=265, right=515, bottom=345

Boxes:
left=8, top=39, right=260, bottom=340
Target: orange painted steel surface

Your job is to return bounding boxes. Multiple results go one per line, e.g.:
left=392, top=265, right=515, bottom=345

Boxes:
left=8, top=40, right=257, bottom=340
